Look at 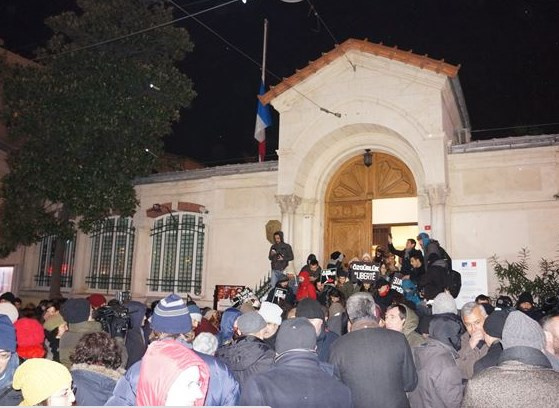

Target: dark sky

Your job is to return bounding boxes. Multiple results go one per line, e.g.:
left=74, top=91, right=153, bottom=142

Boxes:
left=1, top=0, right=559, bottom=165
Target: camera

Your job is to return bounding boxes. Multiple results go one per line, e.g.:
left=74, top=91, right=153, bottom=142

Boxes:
left=94, top=302, right=131, bottom=338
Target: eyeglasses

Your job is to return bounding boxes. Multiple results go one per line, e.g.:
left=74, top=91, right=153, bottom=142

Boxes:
left=0, top=352, right=11, bottom=360
left=51, top=384, right=76, bottom=399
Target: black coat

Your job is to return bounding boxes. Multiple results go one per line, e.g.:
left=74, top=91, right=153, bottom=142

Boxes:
left=473, top=341, right=503, bottom=375
left=329, top=325, right=417, bottom=408
left=240, top=350, right=352, bottom=408
left=388, top=243, right=422, bottom=276
left=215, top=335, right=275, bottom=391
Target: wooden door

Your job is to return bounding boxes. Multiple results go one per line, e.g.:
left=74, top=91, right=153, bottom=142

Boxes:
left=324, top=153, right=416, bottom=265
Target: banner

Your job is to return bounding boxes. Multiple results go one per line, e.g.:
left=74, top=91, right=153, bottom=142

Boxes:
left=214, top=285, right=245, bottom=311
left=321, top=268, right=337, bottom=284
left=350, top=262, right=379, bottom=284
left=390, top=272, right=405, bottom=294
left=232, top=287, right=256, bottom=307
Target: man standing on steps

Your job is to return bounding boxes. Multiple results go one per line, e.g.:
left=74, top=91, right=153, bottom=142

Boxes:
left=268, top=231, right=294, bottom=291
left=387, top=234, right=422, bottom=278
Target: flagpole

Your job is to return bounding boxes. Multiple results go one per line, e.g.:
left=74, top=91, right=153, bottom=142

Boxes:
left=254, top=19, right=272, bottom=163
left=259, top=19, right=268, bottom=162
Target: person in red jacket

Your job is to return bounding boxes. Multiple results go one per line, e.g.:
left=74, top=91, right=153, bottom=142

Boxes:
left=296, top=271, right=317, bottom=302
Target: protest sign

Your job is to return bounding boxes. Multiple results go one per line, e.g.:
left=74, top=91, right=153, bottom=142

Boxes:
left=350, top=262, right=379, bottom=283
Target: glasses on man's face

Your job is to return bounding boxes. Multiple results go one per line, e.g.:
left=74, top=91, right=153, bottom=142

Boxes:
left=0, top=352, right=11, bottom=361
left=51, top=384, right=76, bottom=399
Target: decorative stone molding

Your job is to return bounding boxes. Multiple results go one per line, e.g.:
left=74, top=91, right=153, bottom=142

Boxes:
left=275, top=194, right=302, bottom=214
left=301, top=199, right=318, bottom=216
left=427, top=184, right=449, bottom=206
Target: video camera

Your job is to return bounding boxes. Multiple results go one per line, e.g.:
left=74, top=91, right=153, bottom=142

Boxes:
left=93, top=291, right=132, bottom=338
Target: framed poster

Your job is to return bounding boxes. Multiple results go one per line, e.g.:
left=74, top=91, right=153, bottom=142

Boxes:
left=214, top=285, right=245, bottom=311
left=452, top=259, right=488, bottom=309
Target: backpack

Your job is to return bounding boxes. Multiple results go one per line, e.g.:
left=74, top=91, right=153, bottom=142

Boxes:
left=446, top=269, right=462, bottom=298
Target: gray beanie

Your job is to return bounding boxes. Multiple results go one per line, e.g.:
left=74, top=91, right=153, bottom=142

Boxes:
left=275, top=317, right=317, bottom=354
left=237, top=311, right=267, bottom=335
left=502, top=310, right=545, bottom=350
left=432, top=292, right=458, bottom=315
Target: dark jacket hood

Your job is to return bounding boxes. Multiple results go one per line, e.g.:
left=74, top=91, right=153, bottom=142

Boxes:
left=126, top=301, right=147, bottom=329
left=273, top=231, right=284, bottom=242
left=498, top=346, right=552, bottom=368
left=217, top=336, right=273, bottom=371
left=218, top=307, right=242, bottom=345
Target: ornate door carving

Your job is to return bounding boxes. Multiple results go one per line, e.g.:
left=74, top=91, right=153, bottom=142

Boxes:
left=324, top=153, right=416, bottom=264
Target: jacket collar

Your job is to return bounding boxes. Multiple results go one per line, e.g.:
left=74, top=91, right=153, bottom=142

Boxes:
left=498, top=346, right=552, bottom=368
left=350, top=319, right=379, bottom=332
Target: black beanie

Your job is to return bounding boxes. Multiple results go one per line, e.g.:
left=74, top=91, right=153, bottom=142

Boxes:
left=61, top=298, right=91, bottom=324
left=517, top=292, right=534, bottom=306
left=483, top=309, right=510, bottom=339
left=296, top=298, right=324, bottom=321
left=275, top=317, right=317, bottom=354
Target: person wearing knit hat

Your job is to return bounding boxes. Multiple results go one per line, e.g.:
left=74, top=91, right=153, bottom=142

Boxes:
left=215, top=310, right=274, bottom=390
left=58, top=298, right=102, bottom=369
left=462, top=310, right=559, bottom=408
left=258, top=301, right=283, bottom=348
left=188, top=304, right=203, bottom=328
left=14, top=318, right=46, bottom=360
left=240, top=317, right=352, bottom=408
left=151, top=293, right=192, bottom=335
left=296, top=297, right=339, bottom=362
left=87, top=293, right=107, bottom=310
left=193, top=332, right=219, bottom=356
left=0, top=302, right=19, bottom=324
left=473, top=309, right=510, bottom=375
left=432, top=291, right=458, bottom=315
left=12, top=358, right=74, bottom=406
left=0, top=315, right=21, bottom=405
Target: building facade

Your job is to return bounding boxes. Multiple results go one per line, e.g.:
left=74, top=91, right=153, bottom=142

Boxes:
left=3, top=39, right=559, bottom=305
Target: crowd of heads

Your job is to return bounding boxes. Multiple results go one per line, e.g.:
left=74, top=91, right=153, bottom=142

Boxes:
left=1, top=231, right=559, bottom=407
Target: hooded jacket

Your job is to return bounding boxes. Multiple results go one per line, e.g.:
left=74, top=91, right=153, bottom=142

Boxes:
left=296, top=271, right=317, bottom=301
left=217, top=307, right=242, bottom=347
left=59, top=320, right=103, bottom=369
left=124, top=301, right=147, bottom=369
left=136, top=340, right=210, bottom=406
left=462, top=346, right=559, bottom=408
left=214, top=335, right=275, bottom=391
left=401, top=305, right=426, bottom=348
left=105, top=340, right=239, bottom=406
left=408, top=315, right=464, bottom=408
left=72, top=363, right=124, bottom=406
left=268, top=231, right=294, bottom=271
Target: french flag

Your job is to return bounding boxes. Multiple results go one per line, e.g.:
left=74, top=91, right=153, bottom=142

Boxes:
left=254, top=81, right=272, bottom=162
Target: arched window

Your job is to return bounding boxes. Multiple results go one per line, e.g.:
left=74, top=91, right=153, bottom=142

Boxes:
left=148, top=212, right=205, bottom=295
left=87, top=217, right=135, bottom=291
left=35, top=235, right=76, bottom=288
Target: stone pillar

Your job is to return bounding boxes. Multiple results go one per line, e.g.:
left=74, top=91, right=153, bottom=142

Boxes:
left=275, top=194, right=302, bottom=242
left=130, top=225, right=151, bottom=300
left=427, top=184, right=449, bottom=246
left=300, top=199, right=317, bottom=259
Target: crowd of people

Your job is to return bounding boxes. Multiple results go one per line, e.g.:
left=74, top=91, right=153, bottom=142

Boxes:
left=1, top=231, right=559, bottom=407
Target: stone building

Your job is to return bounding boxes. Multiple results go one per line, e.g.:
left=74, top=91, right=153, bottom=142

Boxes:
left=2, top=39, right=559, bottom=305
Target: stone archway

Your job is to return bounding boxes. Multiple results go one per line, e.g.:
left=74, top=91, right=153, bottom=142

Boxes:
left=324, top=152, right=417, bottom=263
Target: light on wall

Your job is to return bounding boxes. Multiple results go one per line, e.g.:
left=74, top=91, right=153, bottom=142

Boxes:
left=363, top=149, right=373, bottom=167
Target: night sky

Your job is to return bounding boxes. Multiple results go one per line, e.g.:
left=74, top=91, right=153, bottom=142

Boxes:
left=1, top=0, right=559, bottom=165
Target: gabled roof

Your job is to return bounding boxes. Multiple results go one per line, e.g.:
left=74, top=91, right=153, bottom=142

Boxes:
left=260, top=38, right=460, bottom=106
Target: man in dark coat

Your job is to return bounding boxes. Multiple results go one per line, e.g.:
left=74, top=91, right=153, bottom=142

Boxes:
left=240, top=318, right=352, bottom=408
left=124, top=301, right=147, bottom=369
left=329, top=292, right=417, bottom=408
left=268, top=231, right=294, bottom=289
left=388, top=235, right=422, bottom=277
left=463, top=311, right=559, bottom=407
left=215, top=311, right=275, bottom=391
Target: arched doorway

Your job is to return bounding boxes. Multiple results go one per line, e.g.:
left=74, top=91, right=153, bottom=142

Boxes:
left=324, top=152, right=417, bottom=264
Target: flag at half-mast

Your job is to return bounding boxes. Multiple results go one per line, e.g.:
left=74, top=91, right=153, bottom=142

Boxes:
left=254, top=19, right=271, bottom=162
left=254, top=81, right=271, bottom=162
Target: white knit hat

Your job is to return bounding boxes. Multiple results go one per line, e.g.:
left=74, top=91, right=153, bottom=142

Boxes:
left=258, top=301, right=283, bottom=326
